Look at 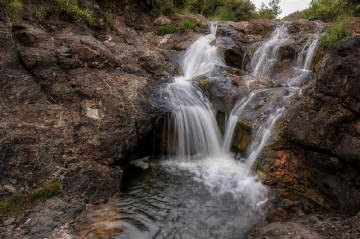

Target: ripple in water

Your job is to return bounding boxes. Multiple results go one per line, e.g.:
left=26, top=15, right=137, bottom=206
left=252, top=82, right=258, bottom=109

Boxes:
left=73, top=156, right=268, bottom=239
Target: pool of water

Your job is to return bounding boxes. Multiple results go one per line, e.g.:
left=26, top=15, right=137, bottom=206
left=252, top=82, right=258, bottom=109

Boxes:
left=73, top=156, right=268, bottom=239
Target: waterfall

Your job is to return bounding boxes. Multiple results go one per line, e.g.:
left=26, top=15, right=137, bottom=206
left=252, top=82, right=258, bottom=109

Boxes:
left=160, top=22, right=225, bottom=159
left=296, top=34, right=320, bottom=70
left=222, top=22, right=320, bottom=169
left=160, top=22, right=268, bottom=208
left=250, top=23, right=290, bottom=77
left=180, top=22, right=225, bottom=80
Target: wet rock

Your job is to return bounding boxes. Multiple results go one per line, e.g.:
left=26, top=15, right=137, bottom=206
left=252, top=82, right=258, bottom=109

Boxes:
left=192, top=66, right=250, bottom=114
left=250, top=212, right=360, bottom=239
left=278, top=43, right=296, bottom=61
left=160, top=32, right=203, bottom=51
left=130, top=156, right=150, bottom=170
left=232, top=120, right=252, bottom=154
left=287, top=36, right=360, bottom=166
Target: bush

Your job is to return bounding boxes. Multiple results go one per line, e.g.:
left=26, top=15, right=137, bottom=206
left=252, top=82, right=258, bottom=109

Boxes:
left=157, top=23, right=177, bottom=35
left=321, top=21, right=352, bottom=51
left=3, top=0, right=23, bottom=15
left=34, top=9, right=47, bottom=21
left=54, top=0, right=95, bottom=25
left=178, top=19, right=196, bottom=32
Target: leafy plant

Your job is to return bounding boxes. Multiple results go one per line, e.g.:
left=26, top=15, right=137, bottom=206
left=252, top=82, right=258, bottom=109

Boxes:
left=321, top=21, right=352, bottom=51
left=157, top=23, right=177, bottom=35
left=178, top=19, right=196, bottom=32
left=54, top=0, right=95, bottom=25
left=0, top=178, right=62, bottom=216
left=34, top=9, right=47, bottom=21
left=3, top=0, right=23, bottom=15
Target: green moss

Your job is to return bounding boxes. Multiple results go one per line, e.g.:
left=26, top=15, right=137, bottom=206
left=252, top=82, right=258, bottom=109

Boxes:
left=355, top=212, right=360, bottom=219
left=197, top=79, right=208, bottom=90
left=0, top=179, right=62, bottom=216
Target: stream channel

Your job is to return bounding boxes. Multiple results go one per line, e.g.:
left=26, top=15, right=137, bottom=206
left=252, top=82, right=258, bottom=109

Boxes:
left=72, top=22, right=321, bottom=239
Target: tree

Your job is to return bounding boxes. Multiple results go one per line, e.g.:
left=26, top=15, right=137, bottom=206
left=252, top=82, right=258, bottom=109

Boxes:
left=269, top=0, right=281, bottom=19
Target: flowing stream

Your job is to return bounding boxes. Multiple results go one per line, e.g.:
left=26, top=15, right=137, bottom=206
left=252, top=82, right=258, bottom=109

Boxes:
left=72, top=22, right=320, bottom=239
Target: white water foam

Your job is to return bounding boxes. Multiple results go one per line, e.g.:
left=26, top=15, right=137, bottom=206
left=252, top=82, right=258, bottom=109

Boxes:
left=160, top=22, right=268, bottom=206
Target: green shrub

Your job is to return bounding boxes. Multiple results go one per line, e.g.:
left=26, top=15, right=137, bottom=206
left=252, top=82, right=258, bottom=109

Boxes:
left=0, top=179, right=62, bottom=216
left=54, top=0, right=95, bottom=25
left=157, top=23, right=177, bottom=35
left=34, top=9, right=47, bottom=21
left=4, top=0, right=23, bottom=15
left=178, top=19, right=196, bottom=32
left=321, top=21, right=352, bottom=51
left=355, top=211, right=360, bottom=219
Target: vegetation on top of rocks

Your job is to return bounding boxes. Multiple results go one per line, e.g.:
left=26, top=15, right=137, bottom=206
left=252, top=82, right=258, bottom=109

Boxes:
left=157, top=23, right=177, bottom=35
left=97, top=0, right=282, bottom=21
left=54, top=0, right=95, bottom=25
left=356, top=212, right=360, bottom=219
left=305, top=0, right=360, bottom=22
left=178, top=18, right=196, bottom=32
left=321, top=21, right=352, bottom=51
left=3, top=0, right=23, bottom=14
left=156, top=19, right=197, bottom=35
left=0, top=179, right=62, bottom=216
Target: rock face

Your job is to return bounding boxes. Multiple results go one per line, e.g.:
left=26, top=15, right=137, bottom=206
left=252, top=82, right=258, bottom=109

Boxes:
left=250, top=212, right=360, bottom=239
left=256, top=37, right=360, bottom=222
left=0, top=193, right=87, bottom=239
left=0, top=15, right=173, bottom=203
left=287, top=36, right=360, bottom=166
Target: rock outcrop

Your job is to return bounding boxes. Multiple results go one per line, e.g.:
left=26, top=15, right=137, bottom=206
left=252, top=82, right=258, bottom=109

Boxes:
left=0, top=15, right=173, bottom=203
left=255, top=36, right=360, bottom=233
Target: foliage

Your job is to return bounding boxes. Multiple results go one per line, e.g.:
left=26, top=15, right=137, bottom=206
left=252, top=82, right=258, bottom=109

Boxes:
left=178, top=18, right=196, bottom=32
left=269, top=0, right=281, bottom=19
left=305, top=0, right=360, bottom=21
left=282, top=9, right=306, bottom=21
left=254, top=0, right=281, bottom=20
left=0, top=179, right=62, bottom=216
left=105, top=10, right=114, bottom=29
left=34, top=9, right=47, bottom=21
left=156, top=19, right=197, bottom=35
left=3, top=0, right=23, bottom=15
left=355, top=211, right=360, bottom=219
left=54, top=0, right=95, bottom=25
left=321, top=21, right=352, bottom=50
left=157, top=23, right=177, bottom=35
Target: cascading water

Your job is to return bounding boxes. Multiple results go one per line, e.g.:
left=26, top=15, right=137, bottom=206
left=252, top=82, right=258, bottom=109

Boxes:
left=223, top=21, right=321, bottom=170
left=72, top=21, right=322, bottom=239
left=250, top=23, right=290, bottom=77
